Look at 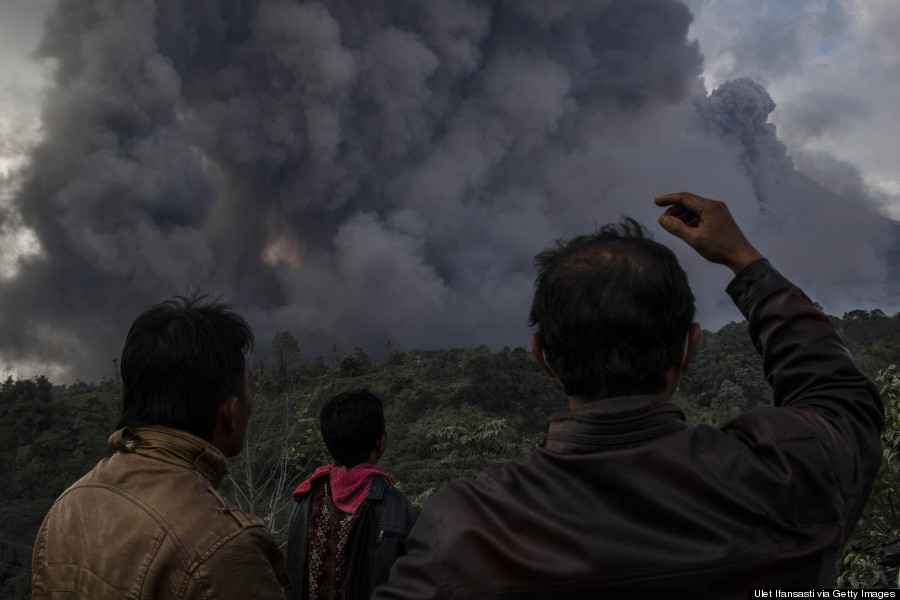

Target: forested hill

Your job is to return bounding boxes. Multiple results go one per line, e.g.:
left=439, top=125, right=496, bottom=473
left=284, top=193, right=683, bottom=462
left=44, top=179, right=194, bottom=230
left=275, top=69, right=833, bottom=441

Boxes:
left=2, top=309, right=899, bottom=597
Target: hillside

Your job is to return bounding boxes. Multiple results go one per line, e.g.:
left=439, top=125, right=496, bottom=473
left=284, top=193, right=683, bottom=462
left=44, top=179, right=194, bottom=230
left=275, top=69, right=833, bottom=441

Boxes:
left=2, top=310, right=899, bottom=597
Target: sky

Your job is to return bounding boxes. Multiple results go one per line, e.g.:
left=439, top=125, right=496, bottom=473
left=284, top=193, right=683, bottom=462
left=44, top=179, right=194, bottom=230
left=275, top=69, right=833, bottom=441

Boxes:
left=0, top=0, right=898, bottom=383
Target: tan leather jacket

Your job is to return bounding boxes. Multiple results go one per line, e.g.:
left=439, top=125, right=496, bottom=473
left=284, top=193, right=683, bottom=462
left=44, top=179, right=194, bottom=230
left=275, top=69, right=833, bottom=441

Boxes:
left=32, top=426, right=286, bottom=599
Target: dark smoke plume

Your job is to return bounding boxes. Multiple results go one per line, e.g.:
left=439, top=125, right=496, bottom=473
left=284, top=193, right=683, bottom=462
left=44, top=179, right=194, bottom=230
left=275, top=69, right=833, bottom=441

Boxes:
left=2, top=0, right=897, bottom=381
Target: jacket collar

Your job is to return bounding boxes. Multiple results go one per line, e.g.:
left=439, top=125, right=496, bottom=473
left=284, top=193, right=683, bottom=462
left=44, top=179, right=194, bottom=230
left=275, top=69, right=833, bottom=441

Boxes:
left=108, top=426, right=228, bottom=487
left=544, top=395, right=687, bottom=453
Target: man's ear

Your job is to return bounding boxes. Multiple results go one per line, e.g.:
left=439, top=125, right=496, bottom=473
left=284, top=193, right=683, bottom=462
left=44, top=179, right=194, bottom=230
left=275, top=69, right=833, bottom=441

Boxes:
left=531, top=334, right=556, bottom=379
left=680, top=323, right=702, bottom=372
left=368, top=434, right=387, bottom=465
left=217, top=394, right=240, bottom=433
left=209, top=394, right=240, bottom=453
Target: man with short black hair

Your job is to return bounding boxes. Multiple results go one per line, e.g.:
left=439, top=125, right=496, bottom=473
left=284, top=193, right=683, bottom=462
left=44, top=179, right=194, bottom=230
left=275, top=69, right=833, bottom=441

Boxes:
left=529, top=215, right=698, bottom=402
left=286, top=389, right=417, bottom=600
left=32, top=296, right=286, bottom=599
left=373, top=192, right=884, bottom=598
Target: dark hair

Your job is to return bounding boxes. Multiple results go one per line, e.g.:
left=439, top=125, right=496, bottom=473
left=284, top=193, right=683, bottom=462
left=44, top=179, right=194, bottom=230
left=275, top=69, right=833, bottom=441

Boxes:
left=320, top=389, right=386, bottom=468
left=528, top=218, right=695, bottom=399
left=118, top=295, right=254, bottom=440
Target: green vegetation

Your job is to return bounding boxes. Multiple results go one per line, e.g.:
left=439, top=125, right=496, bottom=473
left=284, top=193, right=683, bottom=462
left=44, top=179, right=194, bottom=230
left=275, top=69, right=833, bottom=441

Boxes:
left=2, top=310, right=899, bottom=597
left=836, top=365, right=900, bottom=587
left=0, top=377, right=120, bottom=599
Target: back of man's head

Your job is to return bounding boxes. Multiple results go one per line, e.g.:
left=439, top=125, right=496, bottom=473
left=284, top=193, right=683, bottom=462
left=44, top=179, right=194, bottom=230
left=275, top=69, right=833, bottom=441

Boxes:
left=529, top=218, right=695, bottom=399
left=320, top=389, right=386, bottom=468
left=118, top=295, right=254, bottom=441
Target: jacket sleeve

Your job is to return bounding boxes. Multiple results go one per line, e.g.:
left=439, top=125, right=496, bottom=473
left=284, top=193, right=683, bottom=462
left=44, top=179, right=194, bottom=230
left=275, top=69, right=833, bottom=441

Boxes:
left=195, top=522, right=287, bottom=600
left=284, top=497, right=310, bottom=600
left=369, top=485, right=422, bottom=594
left=726, top=258, right=884, bottom=509
left=371, top=509, right=444, bottom=600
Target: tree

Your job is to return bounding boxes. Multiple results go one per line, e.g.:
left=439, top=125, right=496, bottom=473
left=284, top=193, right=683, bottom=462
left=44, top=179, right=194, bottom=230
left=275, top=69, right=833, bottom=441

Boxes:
left=339, top=354, right=364, bottom=377
left=386, top=350, right=406, bottom=366
left=427, top=418, right=518, bottom=480
left=711, top=379, right=747, bottom=414
left=309, top=356, right=328, bottom=376
left=0, top=379, right=120, bottom=600
left=223, top=379, right=328, bottom=545
left=843, top=309, right=871, bottom=321
left=836, top=364, right=900, bottom=587
left=268, top=331, right=300, bottom=386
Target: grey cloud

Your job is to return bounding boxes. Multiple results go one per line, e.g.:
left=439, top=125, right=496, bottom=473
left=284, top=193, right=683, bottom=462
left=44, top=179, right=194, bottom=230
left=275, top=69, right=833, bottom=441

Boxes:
left=775, top=92, right=870, bottom=146
left=693, top=77, right=896, bottom=310
left=791, top=150, right=900, bottom=228
left=683, top=0, right=850, bottom=84
left=2, top=0, right=897, bottom=381
left=858, top=0, right=900, bottom=64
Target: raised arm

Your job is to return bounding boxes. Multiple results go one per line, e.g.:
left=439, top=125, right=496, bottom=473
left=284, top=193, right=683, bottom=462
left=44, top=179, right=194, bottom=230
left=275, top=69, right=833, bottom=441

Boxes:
left=656, top=190, right=883, bottom=513
left=655, top=190, right=881, bottom=416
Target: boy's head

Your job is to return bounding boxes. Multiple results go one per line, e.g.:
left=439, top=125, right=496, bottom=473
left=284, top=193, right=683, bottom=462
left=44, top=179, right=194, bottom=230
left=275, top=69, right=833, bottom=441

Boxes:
left=320, top=389, right=387, bottom=467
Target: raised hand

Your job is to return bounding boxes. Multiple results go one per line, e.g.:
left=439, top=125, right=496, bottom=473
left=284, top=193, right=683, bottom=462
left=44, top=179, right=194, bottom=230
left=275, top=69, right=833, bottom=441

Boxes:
left=655, top=192, right=762, bottom=275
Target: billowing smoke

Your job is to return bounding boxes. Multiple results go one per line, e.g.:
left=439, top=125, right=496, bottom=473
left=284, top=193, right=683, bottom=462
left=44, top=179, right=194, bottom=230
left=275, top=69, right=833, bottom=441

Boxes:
left=2, top=0, right=897, bottom=381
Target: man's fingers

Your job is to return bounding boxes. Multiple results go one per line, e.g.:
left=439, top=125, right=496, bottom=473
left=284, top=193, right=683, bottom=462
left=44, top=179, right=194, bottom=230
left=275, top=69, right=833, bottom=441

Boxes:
left=655, top=192, right=710, bottom=231
left=654, top=192, right=709, bottom=214
left=653, top=192, right=684, bottom=207
left=655, top=191, right=763, bottom=274
left=662, top=204, right=701, bottom=228
left=654, top=191, right=699, bottom=207
left=658, top=213, right=691, bottom=240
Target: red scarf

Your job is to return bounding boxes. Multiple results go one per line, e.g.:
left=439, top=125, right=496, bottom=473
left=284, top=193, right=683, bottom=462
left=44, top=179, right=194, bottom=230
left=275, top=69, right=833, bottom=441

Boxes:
left=293, top=462, right=395, bottom=514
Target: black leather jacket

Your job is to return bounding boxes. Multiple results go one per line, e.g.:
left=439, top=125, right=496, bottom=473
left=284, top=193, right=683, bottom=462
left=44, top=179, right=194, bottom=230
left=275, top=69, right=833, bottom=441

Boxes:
left=372, top=260, right=884, bottom=599
left=285, top=475, right=418, bottom=600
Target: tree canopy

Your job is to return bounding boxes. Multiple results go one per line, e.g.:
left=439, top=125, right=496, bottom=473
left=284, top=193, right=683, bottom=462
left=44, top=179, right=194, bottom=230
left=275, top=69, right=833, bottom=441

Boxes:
left=2, top=308, right=900, bottom=596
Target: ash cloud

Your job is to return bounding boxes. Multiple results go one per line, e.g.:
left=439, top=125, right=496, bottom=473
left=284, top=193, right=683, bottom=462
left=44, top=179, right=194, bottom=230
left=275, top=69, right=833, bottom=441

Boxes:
left=2, top=0, right=897, bottom=381
left=696, top=77, right=791, bottom=201
left=681, top=0, right=851, bottom=85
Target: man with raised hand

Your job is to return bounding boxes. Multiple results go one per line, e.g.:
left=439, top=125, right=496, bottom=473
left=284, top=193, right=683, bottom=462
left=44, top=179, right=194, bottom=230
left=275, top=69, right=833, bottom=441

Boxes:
left=373, top=192, right=883, bottom=598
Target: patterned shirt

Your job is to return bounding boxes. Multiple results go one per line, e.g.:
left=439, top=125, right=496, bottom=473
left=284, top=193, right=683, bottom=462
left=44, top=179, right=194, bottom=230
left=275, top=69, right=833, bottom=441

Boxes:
left=306, top=480, right=370, bottom=600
